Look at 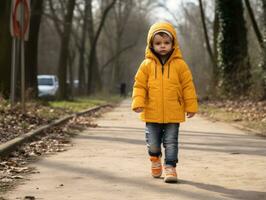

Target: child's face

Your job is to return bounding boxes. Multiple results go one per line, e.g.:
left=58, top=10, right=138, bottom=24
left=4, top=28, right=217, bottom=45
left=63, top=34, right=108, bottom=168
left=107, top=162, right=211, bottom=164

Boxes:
left=152, top=34, right=173, bottom=56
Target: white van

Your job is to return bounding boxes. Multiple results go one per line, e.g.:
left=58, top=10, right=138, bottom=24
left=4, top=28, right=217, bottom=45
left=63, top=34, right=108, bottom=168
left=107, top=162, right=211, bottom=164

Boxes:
left=37, top=75, right=59, bottom=98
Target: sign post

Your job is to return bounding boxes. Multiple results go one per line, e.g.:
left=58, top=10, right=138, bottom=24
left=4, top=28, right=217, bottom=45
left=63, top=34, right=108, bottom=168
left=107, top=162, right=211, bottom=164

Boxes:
left=10, top=0, right=31, bottom=111
left=10, top=33, right=17, bottom=107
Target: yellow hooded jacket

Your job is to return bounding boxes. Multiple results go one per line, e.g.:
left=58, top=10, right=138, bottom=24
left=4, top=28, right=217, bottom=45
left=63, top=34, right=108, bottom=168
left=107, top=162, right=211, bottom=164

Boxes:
left=131, top=22, right=198, bottom=123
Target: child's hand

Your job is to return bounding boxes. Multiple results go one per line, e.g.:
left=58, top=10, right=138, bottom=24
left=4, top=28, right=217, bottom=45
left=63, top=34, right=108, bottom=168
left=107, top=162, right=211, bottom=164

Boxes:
left=187, top=112, right=196, bottom=118
left=134, top=107, right=144, bottom=113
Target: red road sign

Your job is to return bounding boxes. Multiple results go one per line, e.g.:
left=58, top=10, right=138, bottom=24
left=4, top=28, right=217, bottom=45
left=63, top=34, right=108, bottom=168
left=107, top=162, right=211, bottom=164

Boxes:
left=10, top=0, right=31, bottom=41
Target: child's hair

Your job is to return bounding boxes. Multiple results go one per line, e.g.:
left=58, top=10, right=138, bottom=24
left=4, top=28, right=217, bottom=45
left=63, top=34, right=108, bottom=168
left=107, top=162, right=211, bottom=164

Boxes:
left=154, top=32, right=171, bottom=38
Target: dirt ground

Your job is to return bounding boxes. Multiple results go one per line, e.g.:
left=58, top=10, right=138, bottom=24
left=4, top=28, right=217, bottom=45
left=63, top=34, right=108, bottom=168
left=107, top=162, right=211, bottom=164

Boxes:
left=2, top=99, right=266, bottom=200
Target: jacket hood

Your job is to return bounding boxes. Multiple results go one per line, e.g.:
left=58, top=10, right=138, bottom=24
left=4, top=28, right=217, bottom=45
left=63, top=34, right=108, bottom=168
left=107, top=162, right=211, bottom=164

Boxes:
left=145, top=22, right=183, bottom=60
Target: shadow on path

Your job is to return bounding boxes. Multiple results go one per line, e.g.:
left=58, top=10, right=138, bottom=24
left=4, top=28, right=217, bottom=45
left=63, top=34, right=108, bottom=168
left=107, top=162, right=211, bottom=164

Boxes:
left=37, top=159, right=266, bottom=200
left=77, top=134, right=266, bottom=157
left=179, top=179, right=266, bottom=200
left=97, top=126, right=266, bottom=140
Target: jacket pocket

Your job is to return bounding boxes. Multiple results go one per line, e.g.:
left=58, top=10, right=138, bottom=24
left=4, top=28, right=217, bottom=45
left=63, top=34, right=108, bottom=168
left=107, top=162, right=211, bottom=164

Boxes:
left=177, top=97, right=182, bottom=106
left=177, top=93, right=184, bottom=112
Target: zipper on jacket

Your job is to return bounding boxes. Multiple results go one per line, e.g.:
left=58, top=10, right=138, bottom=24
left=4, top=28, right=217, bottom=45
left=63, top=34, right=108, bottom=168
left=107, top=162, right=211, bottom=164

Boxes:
left=155, top=61, right=157, bottom=79
left=162, top=63, right=164, bottom=123
left=168, top=63, right=170, bottom=78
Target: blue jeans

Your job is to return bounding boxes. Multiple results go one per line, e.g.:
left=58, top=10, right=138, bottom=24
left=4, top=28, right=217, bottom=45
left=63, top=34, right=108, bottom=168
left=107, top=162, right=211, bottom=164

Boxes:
left=145, top=123, right=180, bottom=167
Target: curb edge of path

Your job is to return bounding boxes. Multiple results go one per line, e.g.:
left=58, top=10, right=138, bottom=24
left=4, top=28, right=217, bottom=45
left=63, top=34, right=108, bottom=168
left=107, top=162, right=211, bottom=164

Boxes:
left=231, top=123, right=266, bottom=137
left=0, top=104, right=112, bottom=158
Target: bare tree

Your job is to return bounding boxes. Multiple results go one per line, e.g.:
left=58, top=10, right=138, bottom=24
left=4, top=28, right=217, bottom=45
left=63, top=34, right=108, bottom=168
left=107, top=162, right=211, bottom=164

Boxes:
left=68, top=46, right=76, bottom=98
left=38, top=0, right=154, bottom=97
left=57, top=0, right=76, bottom=99
left=99, top=0, right=149, bottom=93
left=77, top=0, right=89, bottom=94
left=100, top=42, right=137, bottom=74
left=198, top=0, right=215, bottom=65
left=47, top=0, right=64, bottom=36
left=25, top=0, right=44, bottom=99
left=244, top=0, right=263, bottom=48
left=111, top=0, right=134, bottom=87
left=0, top=0, right=12, bottom=98
left=198, top=0, right=219, bottom=96
left=177, top=2, right=213, bottom=97
left=87, top=0, right=117, bottom=94
left=262, top=0, right=266, bottom=99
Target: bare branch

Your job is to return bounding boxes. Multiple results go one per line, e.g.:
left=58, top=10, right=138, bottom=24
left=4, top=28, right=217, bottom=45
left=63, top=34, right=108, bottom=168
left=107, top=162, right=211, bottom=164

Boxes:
left=100, top=41, right=138, bottom=73
left=156, top=2, right=179, bottom=23
left=47, top=0, right=63, bottom=36
left=244, top=0, right=263, bottom=48
left=198, top=0, right=215, bottom=65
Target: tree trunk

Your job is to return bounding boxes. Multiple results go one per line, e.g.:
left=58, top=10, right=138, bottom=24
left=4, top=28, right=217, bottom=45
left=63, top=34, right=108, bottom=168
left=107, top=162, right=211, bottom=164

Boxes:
left=213, top=2, right=219, bottom=62
left=78, top=0, right=89, bottom=95
left=112, top=0, right=132, bottom=88
left=25, top=0, right=43, bottom=99
left=68, top=49, right=75, bottom=99
left=87, top=0, right=116, bottom=95
left=0, top=0, right=12, bottom=98
left=262, top=0, right=266, bottom=99
left=113, top=30, right=122, bottom=89
left=198, top=0, right=215, bottom=65
left=87, top=0, right=100, bottom=94
left=216, top=0, right=251, bottom=97
left=213, top=1, right=219, bottom=92
left=112, top=0, right=122, bottom=88
left=57, top=0, right=76, bottom=99
left=198, top=0, right=218, bottom=97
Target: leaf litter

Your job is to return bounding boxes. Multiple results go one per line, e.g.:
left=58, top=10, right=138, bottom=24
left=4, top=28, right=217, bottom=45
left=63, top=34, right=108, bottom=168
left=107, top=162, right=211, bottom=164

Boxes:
left=0, top=105, right=111, bottom=194
left=200, top=99, right=266, bottom=134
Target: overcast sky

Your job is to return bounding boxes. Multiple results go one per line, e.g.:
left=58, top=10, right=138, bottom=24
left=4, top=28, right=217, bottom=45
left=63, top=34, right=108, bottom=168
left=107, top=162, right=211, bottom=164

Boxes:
left=151, top=0, right=198, bottom=23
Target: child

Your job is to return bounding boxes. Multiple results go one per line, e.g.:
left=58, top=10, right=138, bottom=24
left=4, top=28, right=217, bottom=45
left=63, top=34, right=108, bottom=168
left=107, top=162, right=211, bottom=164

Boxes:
left=131, top=22, right=198, bottom=183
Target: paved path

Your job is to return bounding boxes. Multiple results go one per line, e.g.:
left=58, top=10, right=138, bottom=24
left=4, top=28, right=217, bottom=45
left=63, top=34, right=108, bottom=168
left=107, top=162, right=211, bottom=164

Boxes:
left=3, top=99, right=266, bottom=200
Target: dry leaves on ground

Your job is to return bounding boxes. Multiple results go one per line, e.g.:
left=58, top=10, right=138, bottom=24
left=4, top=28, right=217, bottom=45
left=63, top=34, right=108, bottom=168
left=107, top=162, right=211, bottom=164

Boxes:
left=201, top=100, right=266, bottom=122
left=0, top=106, right=111, bottom=193
left=0, top=101, right=73, bottom=144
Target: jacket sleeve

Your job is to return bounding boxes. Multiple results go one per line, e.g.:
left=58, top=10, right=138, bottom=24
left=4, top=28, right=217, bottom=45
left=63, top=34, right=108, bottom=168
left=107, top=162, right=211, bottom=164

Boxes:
left=131, top=61, right=148, bottom=111
left=179, top=60, right=198, bottom=113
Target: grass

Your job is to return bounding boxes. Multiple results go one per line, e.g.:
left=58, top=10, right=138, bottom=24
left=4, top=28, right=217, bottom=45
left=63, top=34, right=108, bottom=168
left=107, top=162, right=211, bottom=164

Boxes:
left=48, top=95, right=122, bottom=113
left=49, top=98, right=104, bottom=112
left=35, top=95, right=123, bottom=120
left=0, top=94, right=124, bottom=143
left=0, top=94, right=123, bottom=121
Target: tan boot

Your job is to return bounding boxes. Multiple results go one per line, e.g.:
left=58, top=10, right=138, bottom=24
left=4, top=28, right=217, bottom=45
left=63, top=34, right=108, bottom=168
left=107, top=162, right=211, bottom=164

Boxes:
left=164, top=166, right=177, bottom=183
left=150, top=156, right=162, bottom=178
